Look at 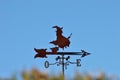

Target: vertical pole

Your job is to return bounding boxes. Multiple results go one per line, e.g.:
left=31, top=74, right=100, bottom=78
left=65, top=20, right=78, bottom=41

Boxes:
left=62, top=54, right=65, bottom=78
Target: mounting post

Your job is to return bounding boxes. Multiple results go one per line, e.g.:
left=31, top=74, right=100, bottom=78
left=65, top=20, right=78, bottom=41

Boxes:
left=62, top=54, right=65, bottom=78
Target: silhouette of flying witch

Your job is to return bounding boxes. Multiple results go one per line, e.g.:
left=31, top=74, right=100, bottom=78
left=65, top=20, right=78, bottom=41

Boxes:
left=34, top=26, right=72, bottom=58
left=50, top=26, right=72, bottom=50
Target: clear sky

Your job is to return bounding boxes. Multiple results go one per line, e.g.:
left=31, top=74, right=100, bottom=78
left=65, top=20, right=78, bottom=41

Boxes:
left=0, top=0, right=120, bottom=78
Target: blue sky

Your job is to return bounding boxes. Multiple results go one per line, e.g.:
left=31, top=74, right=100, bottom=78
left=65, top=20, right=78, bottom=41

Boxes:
left=0, top=0, right=120, bottom=78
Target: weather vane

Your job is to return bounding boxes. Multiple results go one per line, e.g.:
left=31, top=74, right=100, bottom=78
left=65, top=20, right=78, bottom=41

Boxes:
left=34, top=26, right=91, bottom=77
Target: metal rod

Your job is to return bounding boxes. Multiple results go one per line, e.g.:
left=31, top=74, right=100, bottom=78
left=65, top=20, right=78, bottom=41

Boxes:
left=46, top=52, right=83, bottom=55
left=62, top=54, right=65, bottom=78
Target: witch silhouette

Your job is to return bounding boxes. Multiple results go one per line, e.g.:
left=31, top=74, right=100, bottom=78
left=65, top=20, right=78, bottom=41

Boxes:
left=50, top=26, right=72, bottom=50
